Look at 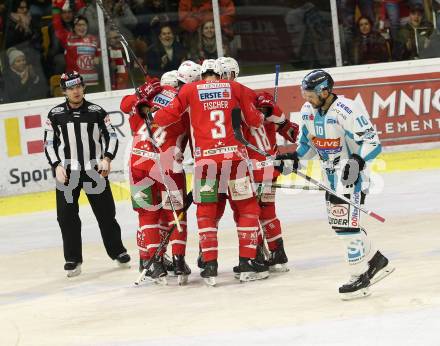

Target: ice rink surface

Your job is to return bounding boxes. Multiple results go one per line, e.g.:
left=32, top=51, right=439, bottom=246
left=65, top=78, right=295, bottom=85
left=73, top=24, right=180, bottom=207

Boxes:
left=1, top=169, right=439, bottom=346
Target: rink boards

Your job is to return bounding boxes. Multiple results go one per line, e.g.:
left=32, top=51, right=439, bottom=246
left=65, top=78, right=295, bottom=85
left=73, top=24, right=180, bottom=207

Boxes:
left=1, top=58, right=440, bottom=214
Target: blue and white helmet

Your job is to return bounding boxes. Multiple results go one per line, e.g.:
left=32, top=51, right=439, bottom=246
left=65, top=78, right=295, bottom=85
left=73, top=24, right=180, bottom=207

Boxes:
left=160, top=70, right=178, bottom=88
left=301, top=69, right=334, bottom=94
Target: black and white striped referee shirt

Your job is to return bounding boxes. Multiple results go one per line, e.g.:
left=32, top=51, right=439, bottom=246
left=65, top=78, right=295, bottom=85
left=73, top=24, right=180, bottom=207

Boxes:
left=44, top=100, right=119, bottom=171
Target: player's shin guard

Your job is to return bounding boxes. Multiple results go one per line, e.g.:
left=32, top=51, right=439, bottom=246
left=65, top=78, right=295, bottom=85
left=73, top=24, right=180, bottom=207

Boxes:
left=197, top=203, right=219, bottom=262
left=162, top=209, right=187, bottom=256
left=260, top=203, right=282, bottom=251
left=138, top=213, right=162, bottom=260
left=335, top=228, right=375, bottom=275
left=232, top=197, right=260, bottom=259
left=169, top=221, right=187, bottom=256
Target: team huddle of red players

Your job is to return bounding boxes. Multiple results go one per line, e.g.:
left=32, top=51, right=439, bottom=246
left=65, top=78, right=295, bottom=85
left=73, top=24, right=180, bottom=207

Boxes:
left=120, top=58, right=299, bottom=286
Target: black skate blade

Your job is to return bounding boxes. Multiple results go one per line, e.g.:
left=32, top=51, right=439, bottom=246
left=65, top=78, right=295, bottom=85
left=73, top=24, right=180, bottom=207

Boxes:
left=369, top=266, right=395, bottom=286
left=340, top=288, right=371, bottom=301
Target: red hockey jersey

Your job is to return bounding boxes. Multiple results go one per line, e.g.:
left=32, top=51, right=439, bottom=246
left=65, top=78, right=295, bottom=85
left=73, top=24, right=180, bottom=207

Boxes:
left=154, top=79, right=264, bottom=164
left=53, top=11, right=100, bottom=85
left=126, top=86, right=189, bottom=172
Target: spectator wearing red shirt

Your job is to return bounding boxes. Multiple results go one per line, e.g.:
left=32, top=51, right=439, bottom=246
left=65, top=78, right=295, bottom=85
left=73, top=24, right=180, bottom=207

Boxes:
left=179, top=0, right=235, bottom=44
left=53, top=5, right=101, bottom=88
left=107, top=28, right=129, bottom=90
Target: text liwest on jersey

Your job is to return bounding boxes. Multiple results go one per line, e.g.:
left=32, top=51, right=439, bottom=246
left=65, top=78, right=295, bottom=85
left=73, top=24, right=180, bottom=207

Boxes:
left=312, top=137, right=342, bottom=154
left=203, top=100, right=229, bottom=110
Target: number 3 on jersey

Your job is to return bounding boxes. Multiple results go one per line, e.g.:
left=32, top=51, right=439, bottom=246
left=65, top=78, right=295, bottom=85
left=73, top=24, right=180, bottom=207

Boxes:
left=210, top=110, right=226, bottom=139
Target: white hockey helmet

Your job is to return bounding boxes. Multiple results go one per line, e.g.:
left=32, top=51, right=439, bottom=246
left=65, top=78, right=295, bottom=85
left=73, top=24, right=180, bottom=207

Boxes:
left=160, top=70, right=178, bottom=88
left=222, top=57, right=240, bottom=80
left=177, top=60, right=201, bottom=84
left=201, top=59, right=223, bottom=76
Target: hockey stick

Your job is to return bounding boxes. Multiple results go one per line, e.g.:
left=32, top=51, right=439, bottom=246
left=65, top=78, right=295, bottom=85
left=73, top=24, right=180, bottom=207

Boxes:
left=274, top=64, right=280, bottom=102
left=262, top=183, right=322, bottom=191
left=232, top=108, right=385, bottom=223
left=96, top=0, right=148, bottom=76
left=142, top=113, right=184, bottom=233
left=134, top=192, right=193, bottom=285
left=120, top=41, right=140, bottom=95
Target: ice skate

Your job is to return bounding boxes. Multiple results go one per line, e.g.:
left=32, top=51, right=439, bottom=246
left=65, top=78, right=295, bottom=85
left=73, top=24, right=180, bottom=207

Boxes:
left=266, top=239, right=289, bottom=273
left=64, top=262, right=81, bottom=278
left=163, top=253, right=176, bottom=277
left=200, top=260, right=218, bottom=287
left=136, top=259, right=153, bottom=282
left=233, top=265, right=240, bottom=279
left=115, top=252, right=131, bottom=269
left=197, top=252, right=206, bottom=269
left=238, top=257, right=269, bottom=282
left=339, top=273, right=371, bottom=300
left=367, top=251, right=395, bottom=286
left=173, top=255, right=191, bottom=285
left=150, top=257, right=168, bottom=285
left=234, top=245, right=267, bottom=279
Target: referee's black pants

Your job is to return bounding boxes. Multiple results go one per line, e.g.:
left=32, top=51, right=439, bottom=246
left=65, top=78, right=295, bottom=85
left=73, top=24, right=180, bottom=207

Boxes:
left=56, top=171, right=126, bottom=264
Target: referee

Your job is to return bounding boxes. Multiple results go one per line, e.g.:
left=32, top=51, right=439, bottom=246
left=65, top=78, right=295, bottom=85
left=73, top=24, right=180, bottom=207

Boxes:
left=44, top=71, right=130, bottom=277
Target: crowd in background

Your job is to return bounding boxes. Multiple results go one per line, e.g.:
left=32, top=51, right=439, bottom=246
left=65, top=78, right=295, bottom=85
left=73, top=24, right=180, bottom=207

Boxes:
left=0, top=0, right=439, bottom=104
left=340, top=0, right=439, bottom=65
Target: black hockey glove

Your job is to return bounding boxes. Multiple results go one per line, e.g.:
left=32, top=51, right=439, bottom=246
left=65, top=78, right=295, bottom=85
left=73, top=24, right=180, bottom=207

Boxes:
left=274, top=152, right=299, bottom=175
left=341, top=154, right=365, bottom=187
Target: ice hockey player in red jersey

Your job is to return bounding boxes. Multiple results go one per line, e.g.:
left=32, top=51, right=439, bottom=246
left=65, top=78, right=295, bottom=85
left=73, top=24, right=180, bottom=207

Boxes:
left=120, top=78, right=191, bottom=285
left=247, top=91, right=299, bottom=271
left=216, top=57, right=300, bottom=273
left=154, top=59, right=267, bottom=285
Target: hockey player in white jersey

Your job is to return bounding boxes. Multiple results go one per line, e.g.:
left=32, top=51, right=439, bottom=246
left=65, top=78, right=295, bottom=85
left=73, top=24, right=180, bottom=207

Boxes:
left=277, top=69, right=394, bottom=300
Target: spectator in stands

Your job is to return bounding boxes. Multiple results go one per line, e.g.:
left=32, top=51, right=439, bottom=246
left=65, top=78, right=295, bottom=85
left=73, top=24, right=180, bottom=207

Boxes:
left=107, top=28, right=130, bottom=90
left=352, top=16, right=391, bottom=64
left=189, top=19, right=229, bottom=61
left=0, top=0, right=6, bottom=47
left=46, top=5, right=75, bottom=76
left=178, top=0, right=235, bottom=44
left=2, top=47, right=47, bottom=103
left=378, top=0, right=402, bottom=48
left=133, top=0, right=172, bottom=47
left=79, top=0, right=137, bottom=40
left=5, top=0, right=41, bottom=50
left=52, top=6, right=101, bottom=88
left=396, top=3, right=433, bottom=59
left=146, top=24, right=186, bottom=77
left=29, top=0, right=51, bottom=25
left=337, top=0, right=375, bottom=64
